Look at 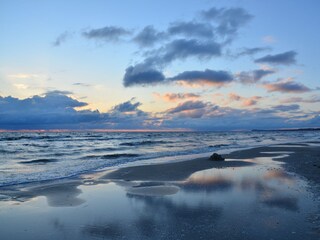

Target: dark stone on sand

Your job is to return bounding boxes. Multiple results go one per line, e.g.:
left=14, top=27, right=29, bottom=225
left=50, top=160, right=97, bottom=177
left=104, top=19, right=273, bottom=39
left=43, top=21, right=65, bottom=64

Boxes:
left=209, top=153, right=225, bottom=161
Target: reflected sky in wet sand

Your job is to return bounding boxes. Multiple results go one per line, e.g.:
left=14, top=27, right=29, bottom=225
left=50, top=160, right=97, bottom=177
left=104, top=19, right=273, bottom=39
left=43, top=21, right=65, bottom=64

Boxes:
left=0, top=153, right=318, bottom=240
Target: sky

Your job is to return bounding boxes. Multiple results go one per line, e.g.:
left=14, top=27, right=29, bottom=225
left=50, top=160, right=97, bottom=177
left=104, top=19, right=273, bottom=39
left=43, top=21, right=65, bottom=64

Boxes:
left=0, top=0, right=319, bottom=130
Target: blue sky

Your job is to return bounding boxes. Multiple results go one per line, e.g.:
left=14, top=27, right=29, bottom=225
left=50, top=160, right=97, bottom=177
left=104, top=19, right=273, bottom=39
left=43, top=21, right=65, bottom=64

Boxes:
left=0, top=0, right=319, bottom=130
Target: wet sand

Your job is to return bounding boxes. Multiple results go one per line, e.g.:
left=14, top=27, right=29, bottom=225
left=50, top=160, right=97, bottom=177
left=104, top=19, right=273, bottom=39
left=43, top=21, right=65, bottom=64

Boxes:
left=103, top=142, right=320, bottom=183
left=104, top=158, right=254, bottom=181
left=0, top=142, right=319, bottom=239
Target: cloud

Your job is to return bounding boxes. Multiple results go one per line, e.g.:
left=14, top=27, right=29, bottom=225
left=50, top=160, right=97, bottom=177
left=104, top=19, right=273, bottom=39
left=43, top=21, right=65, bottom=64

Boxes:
left=83, top=26, right=131, bottom=42
left=165, top=100, right=211, bottom=118
left=53, top=31, right=72, bottom=47
left=112, top=99, right=142, bottom=113
left=161, top=102, right=318, bottom=131
left=241, top=97, right=262, bottom=107
left=280, top=95, right=320, bottom=104
left=201, top=7, right=253, bottom=38
left=168, top=21, right=214, bottom=38
left=121, top=6, right=255, bottom=85
left=73, top=82, right=92, bottom=87
left=137, top=39, right=222, bottom=70
left=169, top=69, right=233, bottom=87
left=255, top=51, right=297, bottom=65
left=228, top=93, right=241, bottom=101
left=263, top=78, right=311, bottom=93
left=237, top=69, right=275, bottom=84
left=0, top=91, right=317, bottom=131
left=228, top=93, right=262, bottom=106
left=133, top=25, right=166, bottom=47
left=0, top=92, right=159, bottom=130
left=123, top=68, right=234, bottom=88
left=0, top=91, right=102, bottom=129
left=272, top=104, right=300, bottom=112
left=166, top=100, right=207, bottom=114
left=46, top=90, right=73, bottom=95
left=155, top=93, right=200, bottom=102
left=152, top=39, right=222, bottom=67
left=235, top=47, right=271, bottom=57
left=123, top=65, right=165, bottom=87
left=108, top=100, right=160, bottom=128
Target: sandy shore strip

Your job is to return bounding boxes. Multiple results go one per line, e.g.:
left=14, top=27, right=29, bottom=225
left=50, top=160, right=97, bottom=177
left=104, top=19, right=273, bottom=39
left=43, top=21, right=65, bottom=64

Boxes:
left=102, top=142, right=320, bottom=184
left=103, top=158, right=254, bottom=181
left=225, top=142, right=320, bottom=189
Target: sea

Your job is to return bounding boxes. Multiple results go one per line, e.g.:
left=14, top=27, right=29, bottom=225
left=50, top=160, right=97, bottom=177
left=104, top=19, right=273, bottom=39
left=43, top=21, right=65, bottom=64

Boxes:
left=0, top=130, right=319, bottom=187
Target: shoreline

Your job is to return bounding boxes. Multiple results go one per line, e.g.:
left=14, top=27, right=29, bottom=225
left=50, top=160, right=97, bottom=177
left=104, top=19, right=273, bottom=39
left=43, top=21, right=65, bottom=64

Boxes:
left=102, top=141, right=320, bottom=183
left=0, top=141, right=319, bottom=239
left=1, top=141, right=319, bottom=190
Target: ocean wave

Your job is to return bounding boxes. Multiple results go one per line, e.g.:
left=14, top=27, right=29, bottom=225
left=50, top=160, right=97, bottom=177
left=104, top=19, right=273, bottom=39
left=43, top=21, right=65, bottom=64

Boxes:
left=0, top=149, right=18, bottom=154
left=20, top=158, right=58, bottom=164
left=90, top=147, right=118, bottom=152
left=120, top=140, right=169, bottom=146
left=84, top=153, right=141, bottom=160
left=101, top=153, right=140, bottom=159
left=209, top=144, right=231, bottom=148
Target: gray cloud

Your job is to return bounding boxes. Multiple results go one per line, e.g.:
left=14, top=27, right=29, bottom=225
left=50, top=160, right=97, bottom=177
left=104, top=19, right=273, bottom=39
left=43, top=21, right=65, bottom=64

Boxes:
left=165, top=100, right=212, bottom=118
left=133, top=26, right=166, bottom=47
left=112, top=99, right=142, bottom=113
left=45, top=90, right=73, bottom=95
left=159, top=39, right=222, bottom=65
left=201, top=7, right=253, bottom=38
left=53, top=31, right=72, bottom=47
left=139, top=39, right=222, bottom=69
left=83, top=26, right=131, bottom=42
left=255, top=51, right=297, bottom=65
left=0, top=91, right=102, bottom=129
left=263, top=79, right=311, bottom=93
left=121, top=6, right=254, bottom=85
left=280, top=96, right=320, bottom=104
left=123, top=65, right=165, bottom=87
left=167, top=100, right=207, bottom=114
left=272, top=104, right=300, bottom=112
left=237, top=69, right=275, bottom=84
left=235, top=47, right=271, bottom=57
left=0, top=92, right=317, bottom=130
left=123, top=38, right=223, bottom=87
left=0, top=92, right=158, bottom=130
left=169, top=69, right=233, bottom=86
left=161, top=101, right=319, bottom=131
left=123, top=67, right=234, bottom=87
left=168, top=21, right=214, bottom=38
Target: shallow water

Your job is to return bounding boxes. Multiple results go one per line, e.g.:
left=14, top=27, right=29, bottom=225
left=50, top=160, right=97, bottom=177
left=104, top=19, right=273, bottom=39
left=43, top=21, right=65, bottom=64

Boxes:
left=0, top=130, right=319, bottom=186
left=0, top=151, right=318, bottom=240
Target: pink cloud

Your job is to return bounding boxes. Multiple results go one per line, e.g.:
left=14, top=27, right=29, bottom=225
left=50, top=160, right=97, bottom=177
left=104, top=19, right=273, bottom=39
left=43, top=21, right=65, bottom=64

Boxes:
left=154, top=92, right=200, bottom=102
left=227, top=93, right=262, bottom=107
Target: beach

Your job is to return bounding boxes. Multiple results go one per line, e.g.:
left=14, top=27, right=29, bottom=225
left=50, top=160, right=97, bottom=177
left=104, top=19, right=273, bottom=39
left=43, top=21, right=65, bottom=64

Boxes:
left=0, top=141, right=319, bottom=239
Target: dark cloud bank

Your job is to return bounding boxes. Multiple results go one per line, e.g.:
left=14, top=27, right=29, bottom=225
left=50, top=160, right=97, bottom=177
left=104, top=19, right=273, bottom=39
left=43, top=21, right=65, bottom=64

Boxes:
left=0, top=91, right=318, bottom=130
left=0, top=91, right=153, bottom=130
